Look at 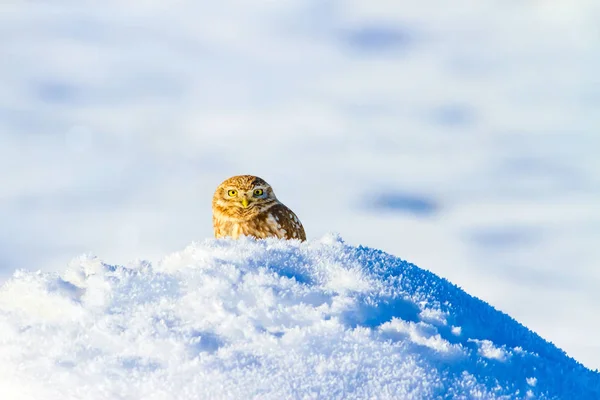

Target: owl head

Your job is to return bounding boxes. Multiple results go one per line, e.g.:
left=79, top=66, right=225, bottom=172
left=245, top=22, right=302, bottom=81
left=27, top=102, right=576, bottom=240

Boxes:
left=213, top=175, right=277, bottom=210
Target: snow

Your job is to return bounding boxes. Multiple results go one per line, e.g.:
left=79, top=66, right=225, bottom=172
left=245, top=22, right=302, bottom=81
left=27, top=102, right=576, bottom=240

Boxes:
left=1, top=235, right=598, bottom=399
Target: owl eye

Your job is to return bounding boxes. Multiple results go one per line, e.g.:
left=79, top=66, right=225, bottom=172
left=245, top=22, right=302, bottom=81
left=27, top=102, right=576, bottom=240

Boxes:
left=253, top=189, right=264, bottom=197
left=227, top=189, right=238, bottom=197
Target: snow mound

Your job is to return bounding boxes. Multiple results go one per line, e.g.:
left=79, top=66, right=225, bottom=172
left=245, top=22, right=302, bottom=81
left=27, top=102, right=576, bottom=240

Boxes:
left=0, top=234, right=597, bottom=399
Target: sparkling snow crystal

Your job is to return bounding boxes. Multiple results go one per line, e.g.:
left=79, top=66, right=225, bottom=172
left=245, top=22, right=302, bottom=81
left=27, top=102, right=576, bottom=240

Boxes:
left=0, top=235, right=598, bottom=399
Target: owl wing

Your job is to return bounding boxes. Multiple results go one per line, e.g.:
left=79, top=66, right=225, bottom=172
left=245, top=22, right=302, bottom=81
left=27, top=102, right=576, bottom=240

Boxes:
left=267, top=203, right=306, bottom=241
left=213, top=214, right=229, bottom=239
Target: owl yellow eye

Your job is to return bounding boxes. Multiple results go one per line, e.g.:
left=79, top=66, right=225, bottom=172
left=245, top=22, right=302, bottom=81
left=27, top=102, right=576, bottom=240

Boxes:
left=253, top=189, right=264, bottom=197
left=227, top=189, right=238, bottom=197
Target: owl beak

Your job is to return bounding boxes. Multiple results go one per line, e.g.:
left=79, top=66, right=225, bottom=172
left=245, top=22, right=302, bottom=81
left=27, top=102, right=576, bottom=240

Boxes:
left=241, top=198, right=249, bottom=208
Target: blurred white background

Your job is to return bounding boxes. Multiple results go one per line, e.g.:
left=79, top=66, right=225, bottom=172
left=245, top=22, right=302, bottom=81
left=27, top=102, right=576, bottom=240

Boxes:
left=1, top=1, right=599, bottom=368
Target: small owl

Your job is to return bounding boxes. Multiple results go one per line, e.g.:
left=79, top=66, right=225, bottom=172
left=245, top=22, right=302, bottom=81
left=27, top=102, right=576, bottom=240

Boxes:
left=212, top=175, right=306, bottom=241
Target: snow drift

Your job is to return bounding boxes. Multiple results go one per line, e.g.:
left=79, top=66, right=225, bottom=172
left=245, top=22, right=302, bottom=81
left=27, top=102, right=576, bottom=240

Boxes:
left=0, top=234, right=598, bottom=399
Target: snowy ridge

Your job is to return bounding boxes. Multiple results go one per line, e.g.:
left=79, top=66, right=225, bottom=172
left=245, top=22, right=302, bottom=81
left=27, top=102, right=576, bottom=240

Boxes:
left=0, top=234, right=598, bottom=399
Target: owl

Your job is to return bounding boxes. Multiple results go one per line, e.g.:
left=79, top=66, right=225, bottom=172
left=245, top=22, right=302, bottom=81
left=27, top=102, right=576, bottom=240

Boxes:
left=212, top=175, right=306, bottom=241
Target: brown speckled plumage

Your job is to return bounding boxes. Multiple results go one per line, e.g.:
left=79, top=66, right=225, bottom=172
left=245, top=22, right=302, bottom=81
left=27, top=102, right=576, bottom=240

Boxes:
left=212, top=175, right=306, bottom=241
